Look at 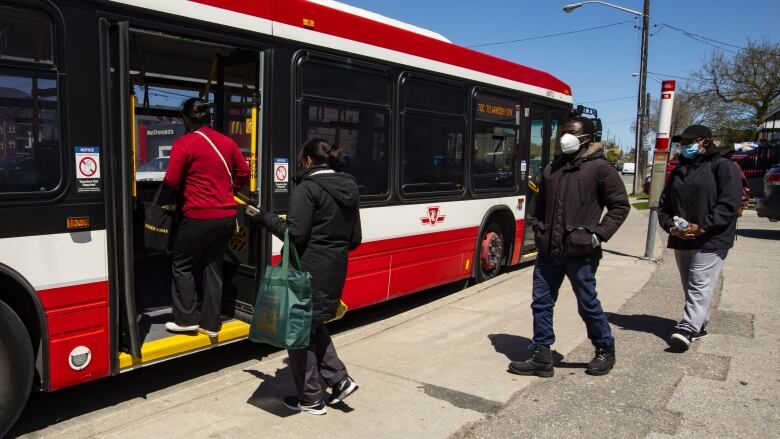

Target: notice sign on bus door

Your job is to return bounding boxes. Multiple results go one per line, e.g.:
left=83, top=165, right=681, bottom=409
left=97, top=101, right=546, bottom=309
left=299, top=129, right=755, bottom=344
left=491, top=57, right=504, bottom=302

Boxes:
left=75, top=146, right=101, bottom=194
left=273, top=157, right=289, bottom=193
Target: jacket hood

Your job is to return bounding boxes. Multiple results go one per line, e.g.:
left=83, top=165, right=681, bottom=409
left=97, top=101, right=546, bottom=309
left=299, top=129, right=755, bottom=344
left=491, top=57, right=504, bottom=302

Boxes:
left=301, top=167, right=360, bottom=208
left=567, top=142, right=605, bottom=163
left=584, top=142, right=605, bottom=160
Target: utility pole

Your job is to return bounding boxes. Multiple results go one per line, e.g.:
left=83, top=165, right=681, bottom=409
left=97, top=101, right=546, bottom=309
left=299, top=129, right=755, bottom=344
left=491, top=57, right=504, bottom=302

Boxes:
left=632, top=0, right=650, bottom=195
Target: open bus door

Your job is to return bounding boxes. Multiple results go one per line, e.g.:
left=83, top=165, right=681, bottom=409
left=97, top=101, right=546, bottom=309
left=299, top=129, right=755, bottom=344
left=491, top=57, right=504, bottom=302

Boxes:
left=103, top=21, right=264, bottom=367
left=101, top=19, right=143, bottom=359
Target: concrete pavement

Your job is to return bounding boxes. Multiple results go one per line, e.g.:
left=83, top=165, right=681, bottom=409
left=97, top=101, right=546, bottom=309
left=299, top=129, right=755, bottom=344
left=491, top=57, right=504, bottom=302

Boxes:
left=11, top=208, right=666, bottom=438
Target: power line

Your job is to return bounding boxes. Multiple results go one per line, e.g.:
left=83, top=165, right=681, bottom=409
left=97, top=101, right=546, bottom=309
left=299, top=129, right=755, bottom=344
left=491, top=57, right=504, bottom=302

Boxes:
left=467, top=20, right=635, bottom=48
left=656, top=23, right=779, bottom=56
left=579, top=95, right=636, bottom=104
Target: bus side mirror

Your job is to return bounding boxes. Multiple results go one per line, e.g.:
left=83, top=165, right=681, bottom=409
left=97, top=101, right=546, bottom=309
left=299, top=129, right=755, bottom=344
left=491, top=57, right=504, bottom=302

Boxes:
left=593, top=118, right=603, bottom=143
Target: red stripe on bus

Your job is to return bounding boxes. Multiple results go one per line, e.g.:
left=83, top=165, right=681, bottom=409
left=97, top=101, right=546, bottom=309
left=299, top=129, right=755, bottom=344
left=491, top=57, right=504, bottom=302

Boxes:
left=190, top=0, right=571, bottom=95
left=271, top=226, right=488, bottom=309
left=511, top=219, right=525, bottom=265
left=38, top=281, right=110, bottom=390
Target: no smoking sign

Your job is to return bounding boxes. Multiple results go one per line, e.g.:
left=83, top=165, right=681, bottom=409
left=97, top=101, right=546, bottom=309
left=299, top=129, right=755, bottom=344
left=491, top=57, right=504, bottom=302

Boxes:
left=75, top=147, right=101, bottom=179
left=74, top=146, right=102, bottom=194
left=273, top=157, right=289, bottom=193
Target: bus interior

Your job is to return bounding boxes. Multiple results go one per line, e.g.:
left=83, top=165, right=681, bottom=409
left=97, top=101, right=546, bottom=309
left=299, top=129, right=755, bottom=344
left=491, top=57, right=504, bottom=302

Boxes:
left=109, top=25, right=263, bottom=362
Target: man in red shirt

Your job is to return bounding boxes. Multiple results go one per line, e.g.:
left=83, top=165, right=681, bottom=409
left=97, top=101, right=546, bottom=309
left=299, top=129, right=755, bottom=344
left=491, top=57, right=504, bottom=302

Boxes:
left=163, top=98, right=250, bottom=337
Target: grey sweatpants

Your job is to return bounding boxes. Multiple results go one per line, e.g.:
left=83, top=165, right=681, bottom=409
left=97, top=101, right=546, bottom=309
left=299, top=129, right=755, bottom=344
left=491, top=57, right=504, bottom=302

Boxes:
left=674, top=248, right=729, bottom=334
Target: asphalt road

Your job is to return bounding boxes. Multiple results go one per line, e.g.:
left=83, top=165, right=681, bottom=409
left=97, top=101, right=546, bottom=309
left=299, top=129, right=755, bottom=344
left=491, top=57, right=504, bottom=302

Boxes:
left=621, top=171, right=637, bottom=192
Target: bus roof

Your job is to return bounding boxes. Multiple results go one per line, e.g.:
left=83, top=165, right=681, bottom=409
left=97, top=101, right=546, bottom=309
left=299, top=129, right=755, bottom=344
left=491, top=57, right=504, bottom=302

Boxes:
left=109, top=0, right=573, bottom=103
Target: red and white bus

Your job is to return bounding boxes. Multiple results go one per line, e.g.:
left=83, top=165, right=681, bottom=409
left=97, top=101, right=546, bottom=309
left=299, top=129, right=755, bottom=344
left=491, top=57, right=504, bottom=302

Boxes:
left=0, top=0, right=573, bottom=433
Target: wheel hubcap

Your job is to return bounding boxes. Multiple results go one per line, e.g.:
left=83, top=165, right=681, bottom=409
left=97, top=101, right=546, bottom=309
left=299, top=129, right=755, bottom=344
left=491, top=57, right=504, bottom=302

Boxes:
left=481, top=231, right=503, bottom=272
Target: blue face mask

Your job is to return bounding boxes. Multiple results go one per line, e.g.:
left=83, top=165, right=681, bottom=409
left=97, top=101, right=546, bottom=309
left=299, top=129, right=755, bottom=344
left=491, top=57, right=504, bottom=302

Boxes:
left=681, top=142, right=701, bottom=159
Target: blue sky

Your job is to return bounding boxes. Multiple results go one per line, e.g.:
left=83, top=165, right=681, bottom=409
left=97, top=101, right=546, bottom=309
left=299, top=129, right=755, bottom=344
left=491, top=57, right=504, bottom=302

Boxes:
left=346, top=0, right=780, bottom=151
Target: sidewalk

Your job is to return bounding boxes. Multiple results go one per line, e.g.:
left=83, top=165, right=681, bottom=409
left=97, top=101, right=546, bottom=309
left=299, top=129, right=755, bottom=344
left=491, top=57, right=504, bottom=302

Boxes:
left=456, top=210, right=780, bottom=438
left=16, top=208, right=664, bottom=439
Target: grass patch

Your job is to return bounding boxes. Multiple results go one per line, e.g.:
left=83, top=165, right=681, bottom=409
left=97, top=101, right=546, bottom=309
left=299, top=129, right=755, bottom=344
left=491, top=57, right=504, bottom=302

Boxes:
left=631, top=201, right=650, bottom=210
left=629, top=194, right=649, bottom=199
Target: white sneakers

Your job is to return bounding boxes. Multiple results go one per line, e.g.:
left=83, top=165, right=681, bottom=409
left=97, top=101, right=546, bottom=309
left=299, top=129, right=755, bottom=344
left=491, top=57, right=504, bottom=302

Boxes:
left=165, top=322, right=199, bottom=332
left=165, top=322, right=219, bottom=338
left=199, top=328, right=219, bottom=338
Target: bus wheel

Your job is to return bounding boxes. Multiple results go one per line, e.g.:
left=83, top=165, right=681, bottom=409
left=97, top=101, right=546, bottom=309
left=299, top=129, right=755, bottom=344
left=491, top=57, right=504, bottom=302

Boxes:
left=477, top=222, right=504, bottom=282
left=0, top=300, right=34, bottom=437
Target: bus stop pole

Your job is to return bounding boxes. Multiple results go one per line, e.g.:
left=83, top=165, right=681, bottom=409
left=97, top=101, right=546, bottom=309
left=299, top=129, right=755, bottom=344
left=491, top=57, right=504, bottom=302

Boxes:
left=644, top=80, right=676, bottom=259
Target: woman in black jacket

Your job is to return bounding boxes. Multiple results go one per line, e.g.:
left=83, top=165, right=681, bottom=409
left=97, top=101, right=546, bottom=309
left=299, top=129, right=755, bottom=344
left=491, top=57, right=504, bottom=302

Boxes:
left=246, top=139, right=361, bottom=415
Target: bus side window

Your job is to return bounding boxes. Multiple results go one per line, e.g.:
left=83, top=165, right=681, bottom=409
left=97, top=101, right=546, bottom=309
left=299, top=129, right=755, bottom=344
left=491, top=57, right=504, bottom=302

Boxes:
left=0, top=6, right=60, bottom=195
left=401, top=116, right=464, bottom=194
left=297, top=55, right=391, bottom=200
left=400, top=77, right=466, bottom=195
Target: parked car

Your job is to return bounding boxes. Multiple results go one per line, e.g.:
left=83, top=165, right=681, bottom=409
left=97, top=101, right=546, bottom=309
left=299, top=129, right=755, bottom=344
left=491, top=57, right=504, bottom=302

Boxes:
left=135, top=157, right=169, bottom=182
left=621, top=162, right=635, bottom=175
left=756, top=165, right=780, bottom=221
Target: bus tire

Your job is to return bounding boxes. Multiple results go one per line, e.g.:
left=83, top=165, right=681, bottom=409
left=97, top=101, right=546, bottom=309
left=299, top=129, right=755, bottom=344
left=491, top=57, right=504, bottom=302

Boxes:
left=0, top=300, right=34, bottom=438
left=476, top=221, right=505, bottom=283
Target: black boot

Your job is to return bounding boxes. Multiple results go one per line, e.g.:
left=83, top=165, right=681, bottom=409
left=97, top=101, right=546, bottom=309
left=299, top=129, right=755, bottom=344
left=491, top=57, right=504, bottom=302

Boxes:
left=585, top=345, right=616, bottom=376
left=508, top=345, right=554, bottom=377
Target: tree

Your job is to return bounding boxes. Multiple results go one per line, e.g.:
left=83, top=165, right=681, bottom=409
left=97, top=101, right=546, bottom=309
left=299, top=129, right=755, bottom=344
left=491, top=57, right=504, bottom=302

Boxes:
left=599, top=140, right=622, bottom=162
left=690, top=38, right=780, bottom=128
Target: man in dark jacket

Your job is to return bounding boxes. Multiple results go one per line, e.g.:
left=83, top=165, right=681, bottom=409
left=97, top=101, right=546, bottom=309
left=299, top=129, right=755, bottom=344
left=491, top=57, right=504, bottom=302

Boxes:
left=658, top=125, right=742, bottom=352
left=508, top=117, right=629, bottom=378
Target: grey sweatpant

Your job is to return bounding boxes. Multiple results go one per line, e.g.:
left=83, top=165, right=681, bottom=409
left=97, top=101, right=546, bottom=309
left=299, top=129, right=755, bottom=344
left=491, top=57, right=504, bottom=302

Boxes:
left=674, top=248, right=729, bottom=334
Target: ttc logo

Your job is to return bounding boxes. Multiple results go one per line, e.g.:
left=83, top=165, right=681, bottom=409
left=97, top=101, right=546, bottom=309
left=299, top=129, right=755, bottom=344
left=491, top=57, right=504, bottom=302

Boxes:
left=421, top=206, right=446, bottom=226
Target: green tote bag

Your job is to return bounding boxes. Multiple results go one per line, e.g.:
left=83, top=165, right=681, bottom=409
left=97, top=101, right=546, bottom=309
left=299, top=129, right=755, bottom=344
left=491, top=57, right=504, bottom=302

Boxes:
left=249, top=230, right=313, bottom=349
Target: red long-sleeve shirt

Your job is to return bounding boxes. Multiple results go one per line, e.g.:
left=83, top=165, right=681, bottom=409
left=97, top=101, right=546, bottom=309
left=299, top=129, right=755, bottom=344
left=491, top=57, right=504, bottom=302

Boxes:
left=163, top=127, right=250, bottom=219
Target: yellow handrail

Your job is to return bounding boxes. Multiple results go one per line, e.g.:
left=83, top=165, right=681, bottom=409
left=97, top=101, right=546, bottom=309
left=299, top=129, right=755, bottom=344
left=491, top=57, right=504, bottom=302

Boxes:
left=130, top=94, right=137, bottom=198
left=250, top=105, right=258, bottom=193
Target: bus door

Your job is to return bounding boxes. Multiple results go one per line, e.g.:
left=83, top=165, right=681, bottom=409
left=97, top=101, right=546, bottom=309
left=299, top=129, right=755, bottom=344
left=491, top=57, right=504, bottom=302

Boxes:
left=103, top=20, right=264, bottom=364
left=521, top=105, right=567, bottom=255
left=102, top=19, right=142, bottom=358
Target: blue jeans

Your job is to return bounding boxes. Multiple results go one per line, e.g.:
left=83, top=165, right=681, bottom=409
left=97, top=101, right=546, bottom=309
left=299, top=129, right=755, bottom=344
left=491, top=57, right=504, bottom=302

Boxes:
left=529, top=254, right=614, bottom=349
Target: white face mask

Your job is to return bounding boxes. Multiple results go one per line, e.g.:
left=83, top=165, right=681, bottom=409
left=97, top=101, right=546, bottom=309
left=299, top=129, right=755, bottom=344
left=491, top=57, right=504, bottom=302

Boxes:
left=560, top=133, right=589, bottom=155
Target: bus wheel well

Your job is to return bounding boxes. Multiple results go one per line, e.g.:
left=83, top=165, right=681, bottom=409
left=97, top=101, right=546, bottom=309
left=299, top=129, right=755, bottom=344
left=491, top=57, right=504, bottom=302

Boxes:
left=0, top=274, right=44, bottom=390
left=474, top=207, right=517, bottom=282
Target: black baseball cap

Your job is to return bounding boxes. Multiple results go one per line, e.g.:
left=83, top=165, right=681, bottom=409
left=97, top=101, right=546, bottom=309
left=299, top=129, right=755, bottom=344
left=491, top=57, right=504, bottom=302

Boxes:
left=672, top=124, right=712, bottom=142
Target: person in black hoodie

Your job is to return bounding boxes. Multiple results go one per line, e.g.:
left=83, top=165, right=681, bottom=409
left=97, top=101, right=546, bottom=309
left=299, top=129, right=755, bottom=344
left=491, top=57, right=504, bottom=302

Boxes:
left=508, top=117, right=629, bottom=378
left=658, top=125, right=742, bottom=352
left=246, top=139, right=362, bottom=415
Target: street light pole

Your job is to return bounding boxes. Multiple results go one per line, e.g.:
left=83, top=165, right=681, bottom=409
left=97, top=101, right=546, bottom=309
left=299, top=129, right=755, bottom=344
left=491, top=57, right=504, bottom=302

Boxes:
left=562, top=1, right=650, bottom=195
left=633, top=0, right=650, bottom=195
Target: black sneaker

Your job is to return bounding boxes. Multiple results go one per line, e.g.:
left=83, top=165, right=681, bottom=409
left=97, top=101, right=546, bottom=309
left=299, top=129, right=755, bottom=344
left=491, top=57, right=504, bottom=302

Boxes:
left=508, top=345, right=554, bottom=377
left=282, top=396, right=327, bottom=415
left=585, top=345, right=616, bottom=376
left=328, top=375, right=359, bottom=405
left=670, top=330, right=693, bottom=352
left=692, top=327, right=708, bottom=341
